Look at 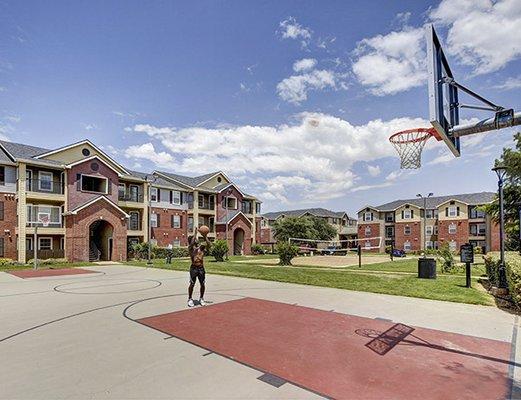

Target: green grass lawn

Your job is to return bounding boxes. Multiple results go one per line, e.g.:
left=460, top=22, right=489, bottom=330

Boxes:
left=127, top=256, right=494, bottom=306
left=0, top=261, right=94, bottom=272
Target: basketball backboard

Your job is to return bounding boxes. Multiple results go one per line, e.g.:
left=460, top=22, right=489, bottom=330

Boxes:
left=426, top=24, right=461, bottom=157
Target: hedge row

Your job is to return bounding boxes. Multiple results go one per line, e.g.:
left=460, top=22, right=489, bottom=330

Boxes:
left=484, top=251, right=521, bottom=306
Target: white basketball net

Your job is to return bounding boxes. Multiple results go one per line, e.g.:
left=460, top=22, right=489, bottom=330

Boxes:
left=389, top=128, right=434, bottom=169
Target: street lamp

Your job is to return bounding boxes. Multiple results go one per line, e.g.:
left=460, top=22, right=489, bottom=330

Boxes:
left=224, top=188, right=233, bottom=260
left=145, top=175, right=157, bottom=266
left=492, top=165, right=508, bottom=289
left=416, top=193, right=434, bottom=256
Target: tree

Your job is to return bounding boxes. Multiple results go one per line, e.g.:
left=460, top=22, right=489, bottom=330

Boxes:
left=272, top=216, right=337, bottom=242
left=483, top=132, right=521, bottom=250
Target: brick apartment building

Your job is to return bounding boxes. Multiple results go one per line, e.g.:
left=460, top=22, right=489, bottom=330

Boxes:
left=357, top=193, right=500, bottom=253
left=0, top=139, right=261, bottom=262
left=260, top=208, right=358, bottom=248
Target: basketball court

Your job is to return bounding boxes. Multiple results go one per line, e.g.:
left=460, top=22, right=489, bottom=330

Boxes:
left=1, top=264, right=519, bottom=399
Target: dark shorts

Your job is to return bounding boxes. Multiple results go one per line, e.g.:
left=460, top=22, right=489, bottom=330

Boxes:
left=189, top=266, right=205, bottom=285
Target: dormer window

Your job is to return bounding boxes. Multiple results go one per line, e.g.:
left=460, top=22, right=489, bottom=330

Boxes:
left=217, top=176, right=222, bottom=183
left=363, top=212, right=373, bottom=221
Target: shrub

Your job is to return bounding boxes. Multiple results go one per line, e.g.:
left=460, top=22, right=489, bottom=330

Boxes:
left=210, top=240, right=228, bottom=262
left=26, top=258, right=68, bottom=266
left=276, top=241, right=299, bottom=266
left=436, top=242, right=456, bottom=273
left=505, top=253, right=521, bottom=307
left=0, top=258, right=14, bottom=266
left=251, top=244, right=265, bottom=255
left=131, top=242, right=154, bottom=260
left=484, top=252, right=501, bottom=287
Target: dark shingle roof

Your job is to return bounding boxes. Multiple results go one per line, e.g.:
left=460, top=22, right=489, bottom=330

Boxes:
left=263, top=207, right=347, bottom=220
left=125, top=170, right=148, bottom=180
left=0, top=140, right=50, bottom=159
left=157, top=170, right=220, bottom=188
left=371, top=192, right=496, bottom=211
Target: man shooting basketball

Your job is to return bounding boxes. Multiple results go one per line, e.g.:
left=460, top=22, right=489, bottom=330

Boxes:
left=187, top=227, right=211, bottom=307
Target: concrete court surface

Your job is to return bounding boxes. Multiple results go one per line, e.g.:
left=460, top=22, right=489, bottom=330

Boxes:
left=0, top=264, right=520, bottom=400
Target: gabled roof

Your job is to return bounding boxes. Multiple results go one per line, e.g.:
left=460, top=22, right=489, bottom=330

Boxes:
left=0, top=140, right=50, bottom=160
left=65, top=196, right=129, bottom=217
left=262, top=207, right=348, bottom=220
left=65, top=155, right=124, bottom=177
left=360, top=192, right=496, bottom=212
left=154, top=170, right=220, bottom=189
left=215, top=210, right=252, bottom=226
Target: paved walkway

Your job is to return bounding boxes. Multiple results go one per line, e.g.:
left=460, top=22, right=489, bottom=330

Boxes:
left=0, top=264, right=519, bottom=399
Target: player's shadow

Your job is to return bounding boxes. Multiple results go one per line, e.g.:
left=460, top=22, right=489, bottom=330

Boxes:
left=194, top=300, right=214, bottom=306
left=355, top=323, right=521, bottom=367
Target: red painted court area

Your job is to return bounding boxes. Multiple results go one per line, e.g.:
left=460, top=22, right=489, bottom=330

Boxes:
left=138, top=298, right=513, bottom=400
left=8, top=268, right=96, bottom=279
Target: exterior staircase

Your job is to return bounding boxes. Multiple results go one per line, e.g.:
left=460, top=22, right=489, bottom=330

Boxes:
left=89, top=240, right=101, bottom=262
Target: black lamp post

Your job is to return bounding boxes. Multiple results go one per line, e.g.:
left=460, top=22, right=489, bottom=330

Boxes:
left=416, top=192, right=434, bottom=256
left=492, top=165, right=508, bottom=289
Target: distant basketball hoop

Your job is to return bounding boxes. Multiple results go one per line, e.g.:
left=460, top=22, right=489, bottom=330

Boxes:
left=38, top=214, right=50, bottom=227
left=389, top=128, right=439, bottom=169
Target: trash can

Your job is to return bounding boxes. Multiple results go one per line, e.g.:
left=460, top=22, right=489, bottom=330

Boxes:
left=418, top=258, right=436, bottom=279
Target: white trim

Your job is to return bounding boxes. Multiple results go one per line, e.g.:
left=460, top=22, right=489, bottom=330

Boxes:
left=80, top=174, right=109, bottom=194
left=150, top=187, right=158, bottom=202
left=198, top=171, right=232, bottom=188
left=34, top=139, right=130, bottom=174
left=26, top=236, right=34, bottom=251
left=172, top=190, right=181, bottom=205
left=218, top=211, right=252, bottom=227
left=437, top=198, right=469, bottom=207
left=216, top=182, right=245, bottom=198
left=38, top=236, right=53, bottom=250
left=0, top=143, right=16, bottom=162
left=66, top=196, right=130, bottom=218
left=38, top=171, right=54, bottom=192
left=66, top=155, right=124, bottom=177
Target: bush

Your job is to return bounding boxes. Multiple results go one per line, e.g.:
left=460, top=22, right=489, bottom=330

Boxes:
left=505, top=253, right=521, bottom=307
left=276, top=241, right=299, bottom=266
left=0, top=258, right=14, bottom=266
left=484, top=252, right=501, bottom=287
left=26, top=258, right=68, bottom=266
left=210, top=240, right=228, bottom=262
left=251, top=244, right=265, bottom=255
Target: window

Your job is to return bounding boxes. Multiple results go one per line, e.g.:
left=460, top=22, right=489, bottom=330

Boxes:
left=225, top=197, right=237, bottom=209
left=448, top=223, right=457, bottom=234
left=434, top=225, right=439, bottom=235
left=129, top=185, right=139, bottom=202
left=364, top=226, right=371, bottom=236
left=173, top=239, right=181, bottom=247
left=118, top=183, right=126, bottom=198
left=26, top=204, right=61, bottom=226
left=385, top=226, right=394, bottom=238
left=171, top=215, right=181, bottom=229
left=425, top=241, right=433, bottom=250
left=385, top=213, right=394, bottom=222
left=256, top=203, right=261, bottom=214
left=425, top=209, right=436, bottom=219
left=364, top=240, right=371, bottom=249
left=38, top=237, right=53, bottom=250
left=404, top=241, right=411, bottom=251
left=129, top=211, right=140, bottom=230
left=0, top=166, right=4, bottom=185
left=26, top=237, right=33, bottom=251
left=82, top=148, right=91, bottom=156
left=426, top=226, right=433, bottom=235
left=469, top=206, right=486, bottom=219
left=261, top=219, right=268, bottom=227
left=26, top=169, right=33, bottom=191
left=449, top=240, right=457, bottom=252
left=39, top=171, right=53, bottom=191
left=0, top=202, right=3, bottom=221
left=172, top=190, right=181, bottom=205
left=160, top=189, right=170, bottom=203
left=404, top=226, right=411, bottom=235
left=470, top=223, right=486, bottom=235
left=81, top=175, right=107, bottom=193
left=150, top=187, right=158, bottom=202
left=363, top=212, right=373, bottom=221
left=448, top=206, right=458, bottom=217
left=188, top=216, right=194, bottom=231
left=150, top=213, right=158, bottom=228
left=60, top=237, right=65, bottom=250
left=403, top=209, right=412, bottom=219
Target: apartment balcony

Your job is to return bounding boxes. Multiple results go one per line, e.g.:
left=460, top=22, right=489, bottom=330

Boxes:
left=25, top=179, right=65, bottom=202
left=340, top=226, right=357, bottom=235
left=118, top=192, right=144, bottom=203
left=25, top=249, right=65, bottom=262
left=188, top=201, right=215, bottom=212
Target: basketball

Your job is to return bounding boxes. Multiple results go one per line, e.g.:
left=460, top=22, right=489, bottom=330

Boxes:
left=198, top=225, right=210, bottom=236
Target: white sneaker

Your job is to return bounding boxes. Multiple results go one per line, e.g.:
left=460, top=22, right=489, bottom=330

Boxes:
left=188, top=299, right=195, bottom=307
left=199, top=298, right=206, bottom=306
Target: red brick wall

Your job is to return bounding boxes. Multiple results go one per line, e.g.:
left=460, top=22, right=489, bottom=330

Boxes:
left=255, top=216, right=261, bottom=243
left=489, top=221, right=500, bottom=251
left=216, top=214, right=252, bottom=254
left=260, top=227, right=275, bottom=244
left=65, top=199, right=127, bottom=262
left=150, top=207, right=188, bottom=247
left=216, top=186, right=243, bottom=221
left=358, top=223, right=381, bottom=249
left=438, top=219, right=469, bottom=251
left=67, top=159, right=119, bottom=211
left=394, top=222, right=421, bottom=251
left=0, top=193, right=17, bottom=259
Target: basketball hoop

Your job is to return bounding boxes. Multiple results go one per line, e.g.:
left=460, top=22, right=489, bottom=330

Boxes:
left=389, top=128, right=437, bottom=169
left=38, top=214, right=50, bottom=228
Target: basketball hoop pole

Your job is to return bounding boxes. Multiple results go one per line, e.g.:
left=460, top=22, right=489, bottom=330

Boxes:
left=451, top=111, right=521, bottom=138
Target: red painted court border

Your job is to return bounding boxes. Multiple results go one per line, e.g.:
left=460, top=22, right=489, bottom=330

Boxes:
left=137, top=298, right=513, bottom=400
left=7, top=268, right=97, bottom=279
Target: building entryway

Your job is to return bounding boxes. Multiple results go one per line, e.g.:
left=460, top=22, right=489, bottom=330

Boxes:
left=89, top=220, right=114, bottom=261
left=233, top=228, right=244, bottom=255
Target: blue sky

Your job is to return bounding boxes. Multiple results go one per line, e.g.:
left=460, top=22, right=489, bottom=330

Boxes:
left=1, top=0, right=520, bottom=215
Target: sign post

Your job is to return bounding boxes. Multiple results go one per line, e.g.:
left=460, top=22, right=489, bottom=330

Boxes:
left=460, top=243, right=474, bottom=288
left=357, top=245, right=362, bottom=268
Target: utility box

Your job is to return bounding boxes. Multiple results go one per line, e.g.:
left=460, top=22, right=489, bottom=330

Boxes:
left=418, top=258, right=437, bottom=279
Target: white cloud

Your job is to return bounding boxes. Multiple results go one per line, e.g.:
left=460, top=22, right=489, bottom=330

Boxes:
left=276, top=69, right=342, bottom=104
left=125, top=113, right=429, bottom=206
left=493, top=75, right=521, bottom=90
left=293, top=58, right=317, bottom=73
left=352, top=27, right=426, bottom=95
left=279, top=17, right=312, bottom=47
left=429, top=0, right=521, bottom=74
left=84, top=124, right=96, bottom=131
left=367, top=165, right=381, bottom=177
